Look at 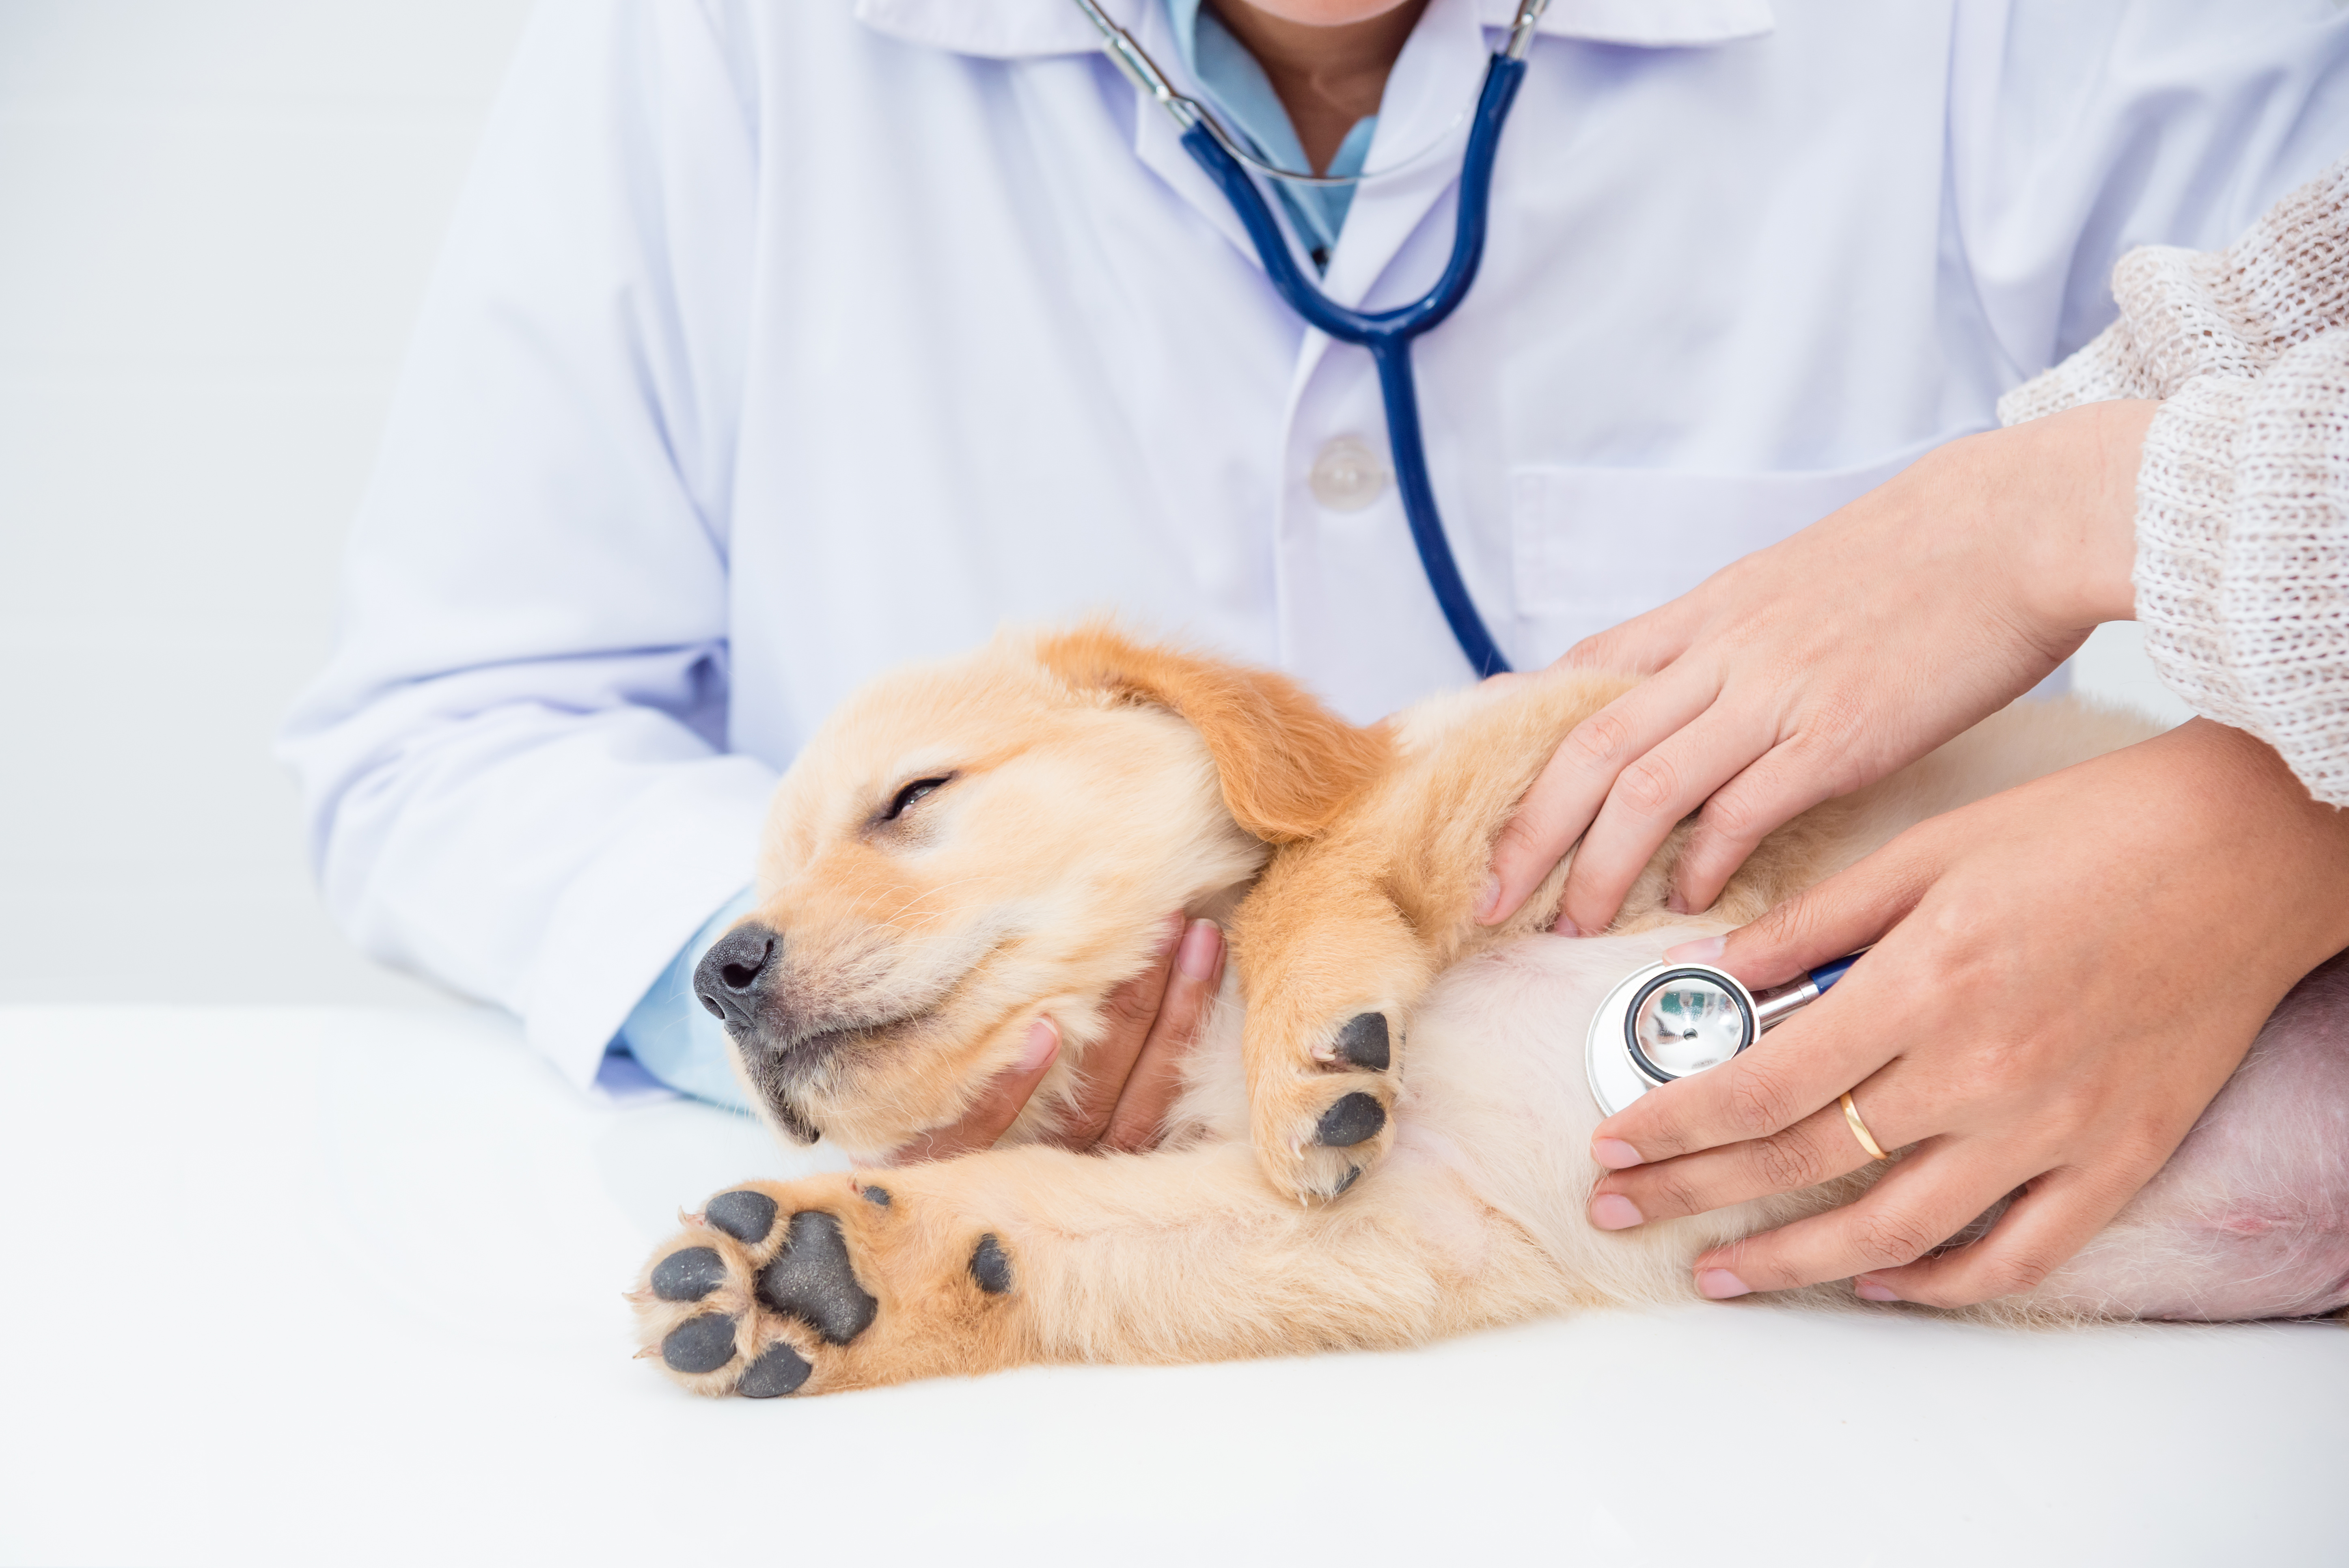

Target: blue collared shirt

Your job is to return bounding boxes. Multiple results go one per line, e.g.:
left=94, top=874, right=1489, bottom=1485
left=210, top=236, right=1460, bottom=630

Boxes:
left=1165, top=0, right=1376, bottom=270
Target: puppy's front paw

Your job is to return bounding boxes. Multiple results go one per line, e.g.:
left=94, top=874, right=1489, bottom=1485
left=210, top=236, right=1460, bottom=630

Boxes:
left=1248, top=1009, right=1399, bottom=1203
left=629, top=1177, right=1020, bottom=1398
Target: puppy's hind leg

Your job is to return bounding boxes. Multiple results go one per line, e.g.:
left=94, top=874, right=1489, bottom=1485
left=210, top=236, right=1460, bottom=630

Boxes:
left=629, top=1145, right=1557, bottom=1398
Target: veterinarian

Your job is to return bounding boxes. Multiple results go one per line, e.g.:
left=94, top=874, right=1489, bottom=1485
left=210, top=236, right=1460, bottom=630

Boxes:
left=285, top=1, right=2349, bottom=1292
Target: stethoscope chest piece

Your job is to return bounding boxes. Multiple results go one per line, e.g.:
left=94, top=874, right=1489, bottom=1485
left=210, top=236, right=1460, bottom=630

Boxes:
left=1585, top=950, right=1865, bottom=1117
left=1585, top=962, right=1760, bottom=1117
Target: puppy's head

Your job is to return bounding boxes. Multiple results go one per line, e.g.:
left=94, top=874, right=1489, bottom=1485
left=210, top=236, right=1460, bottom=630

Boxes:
left=698, top=622, right=1388, bottom=1155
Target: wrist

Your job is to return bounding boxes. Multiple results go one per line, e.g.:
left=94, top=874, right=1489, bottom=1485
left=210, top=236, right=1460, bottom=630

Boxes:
left=1989, top=399, right=2155, bottom=638
left=2149, top=719, right=2349, bottom=969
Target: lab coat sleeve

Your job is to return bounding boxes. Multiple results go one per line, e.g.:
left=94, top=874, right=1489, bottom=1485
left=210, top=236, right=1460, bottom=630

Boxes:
left=279, top=0, right=779, bottom=1089
left=1950, top=0, right=2349, bottom=383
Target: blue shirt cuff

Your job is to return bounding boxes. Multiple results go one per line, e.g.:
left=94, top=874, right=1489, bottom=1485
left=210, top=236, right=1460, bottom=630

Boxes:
left=613, top=886, right=759, bottom=1111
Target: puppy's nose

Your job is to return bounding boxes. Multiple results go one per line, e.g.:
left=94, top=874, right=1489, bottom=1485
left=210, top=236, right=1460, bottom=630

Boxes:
left=694, top=923, right=777, bottom=1032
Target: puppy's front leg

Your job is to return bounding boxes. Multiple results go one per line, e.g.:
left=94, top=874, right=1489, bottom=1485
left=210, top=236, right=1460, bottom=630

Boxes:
left=1230, top=856, right=1445, bottom=1201
left=630, top=1145, right=1556, bottom=1398
left=1230, top=689, right=1590, bottom=1203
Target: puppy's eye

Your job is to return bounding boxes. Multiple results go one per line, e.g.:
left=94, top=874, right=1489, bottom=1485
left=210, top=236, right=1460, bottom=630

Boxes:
left=882, top=776, right=952, bottom=822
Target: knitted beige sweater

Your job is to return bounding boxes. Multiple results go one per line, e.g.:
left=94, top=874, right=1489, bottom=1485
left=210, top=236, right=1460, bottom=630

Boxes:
left=2000, top=158, right=2349, bottom=807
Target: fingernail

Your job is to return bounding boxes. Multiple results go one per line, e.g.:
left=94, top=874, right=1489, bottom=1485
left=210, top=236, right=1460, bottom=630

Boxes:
left=1696, top=1269, right=1752, bottom=1300
left=1474, top=874, right=1500, bottom=922
left=1177, top=919, right=1223, bottom=981
left=1854, top=1277, right=1901, bottom=1303
left=1591, top=1137, right=1642, bottom=1170
left=1554, top=914, right=1582, bottom=938
left=1017, top=1018, right=1058, bottom=1073
left=1664, top=890, right=1688, bottom=915
left=1664, top=935, right=1725, bottom=963
left=1589, top=1193, right=1643, bottom=1230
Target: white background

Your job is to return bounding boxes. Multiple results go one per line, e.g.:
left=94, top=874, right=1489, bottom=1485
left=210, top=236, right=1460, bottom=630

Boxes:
left=0, top=0, right=533, bottom=1007
left=0, top=1, right=2193, bottom=1011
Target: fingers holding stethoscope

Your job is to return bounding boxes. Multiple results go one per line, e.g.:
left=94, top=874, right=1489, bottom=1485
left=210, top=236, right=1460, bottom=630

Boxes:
left=1572, top=825, right=2082, bottom=1302
left=1584, top=838, right=1936, bottom=1169
left=1575, top=748, right=2286, bottom=1310
left=1586, top=1073, right=1911, bottom=1232
left=1686, top=1141, right=2144, bottom=1308
left=1588, top=1027, right=2146, bottom=1310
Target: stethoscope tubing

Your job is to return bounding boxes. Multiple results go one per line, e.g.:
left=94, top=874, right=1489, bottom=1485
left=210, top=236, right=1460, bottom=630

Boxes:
left=1175, top=56, right=1527, bottom=678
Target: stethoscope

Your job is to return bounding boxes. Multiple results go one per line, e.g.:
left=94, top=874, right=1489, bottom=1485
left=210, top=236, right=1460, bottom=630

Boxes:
left=1074, top=0, right=1555, bottom=679
left=1585, top=951, right=1869, bottom=1117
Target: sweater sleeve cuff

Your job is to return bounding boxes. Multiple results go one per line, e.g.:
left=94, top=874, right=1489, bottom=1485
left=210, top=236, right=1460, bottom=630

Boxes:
left=1997, top=319, right=2155, bottom=427
left=2133, top=374, right=2258, bottom=740
left=522, top=757, right=777, bottom=1089
left=2210, top=334, right=2349, bottom=805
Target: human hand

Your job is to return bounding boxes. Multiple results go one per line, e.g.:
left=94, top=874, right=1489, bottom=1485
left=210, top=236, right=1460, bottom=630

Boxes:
left=1583, top=720, right=2349, bottom=1306
left=884, top=914, right=1225, bottom=1163
left=1480, top=399, right=2156, bottom=936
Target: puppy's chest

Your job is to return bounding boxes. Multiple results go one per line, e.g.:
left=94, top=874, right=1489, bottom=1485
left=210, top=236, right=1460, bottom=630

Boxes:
left=1167, top=970, right=1254, bottom=1142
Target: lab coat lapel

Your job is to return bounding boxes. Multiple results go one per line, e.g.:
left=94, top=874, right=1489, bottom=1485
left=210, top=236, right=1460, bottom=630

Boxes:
left=857, top=0, right=1270, bottom=263
left=1125, top=0, right=1277, bottom=261
left=1317, top=0, right=1490, bottom=313
left=1322, top=0, right=1775, bottom=313
left=1497, top=0, right=1775, bottom=47
left=850, top=0, right=1110, bottom=57
left=854, top=0, right=1778, bottom=290
left=854, top=0, right=1776, bottom=57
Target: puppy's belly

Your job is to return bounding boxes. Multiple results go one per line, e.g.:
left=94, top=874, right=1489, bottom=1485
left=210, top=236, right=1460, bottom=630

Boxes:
left=2041, top=954, right=2349, bottom=1321
left=1394, top=931, right=1800, bottom=1305
left=1400, top=936, right=2349, bottom=1322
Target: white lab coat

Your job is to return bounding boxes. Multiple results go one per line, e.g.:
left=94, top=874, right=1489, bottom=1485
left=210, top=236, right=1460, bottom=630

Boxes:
left=282, top=0, right=2349, bottom=1088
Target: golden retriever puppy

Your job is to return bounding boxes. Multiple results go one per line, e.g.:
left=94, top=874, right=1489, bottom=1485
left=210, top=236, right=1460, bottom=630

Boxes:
left=630, top=624, right=2349, bottom=1399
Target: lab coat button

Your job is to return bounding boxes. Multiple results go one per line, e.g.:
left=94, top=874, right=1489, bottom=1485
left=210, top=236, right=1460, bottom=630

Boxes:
left=1309, top=436, right=1389, bottom=511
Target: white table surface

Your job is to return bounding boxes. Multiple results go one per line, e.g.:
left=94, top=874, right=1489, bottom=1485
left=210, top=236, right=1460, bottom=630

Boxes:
left=3, top=1005, right=2342, bottom=1566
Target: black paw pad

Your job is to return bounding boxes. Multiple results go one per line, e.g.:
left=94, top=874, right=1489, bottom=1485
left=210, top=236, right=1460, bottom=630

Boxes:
left=969, top=1234, right=1012, bottom=1295
left=1316, top=1092, right=1386, bottom=1148
left=859, top=1185, right=892, bottom=1208
left=756, top=1211, right=878, bottom=1345
left=650, top=1246, right=728, bottom=1303
left=736, top=1342, right=812, bottom=1399
left=1335, top=1013, right=1390, bottom=1070
left=706, top=1189, right=778, bottom=1244
left=660, top=1313, right=739, bottom=1375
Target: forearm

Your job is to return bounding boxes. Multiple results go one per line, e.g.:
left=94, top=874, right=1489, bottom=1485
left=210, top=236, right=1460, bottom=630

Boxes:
left=285, top=688, right=776, bottom=1087
left=1997, top=153, right=2349, bottom=805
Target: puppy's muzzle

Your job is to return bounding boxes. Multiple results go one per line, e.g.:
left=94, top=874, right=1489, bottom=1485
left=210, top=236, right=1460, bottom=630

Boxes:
left=695, top=923, right=778, bottom=1033
left=692, top=921, right=826, bottom=1144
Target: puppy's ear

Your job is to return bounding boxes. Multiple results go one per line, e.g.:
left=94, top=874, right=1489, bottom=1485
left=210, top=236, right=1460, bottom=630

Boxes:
left=1035, top=622, right=1389, bottom=842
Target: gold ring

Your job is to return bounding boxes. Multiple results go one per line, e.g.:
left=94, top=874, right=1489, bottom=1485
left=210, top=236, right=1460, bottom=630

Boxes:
left=1840, top=1091, right=1892, bottom=1161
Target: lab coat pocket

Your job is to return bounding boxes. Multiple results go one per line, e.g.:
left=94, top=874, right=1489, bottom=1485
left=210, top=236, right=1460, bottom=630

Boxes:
left=1508, top=440, right=1946, bottom=663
